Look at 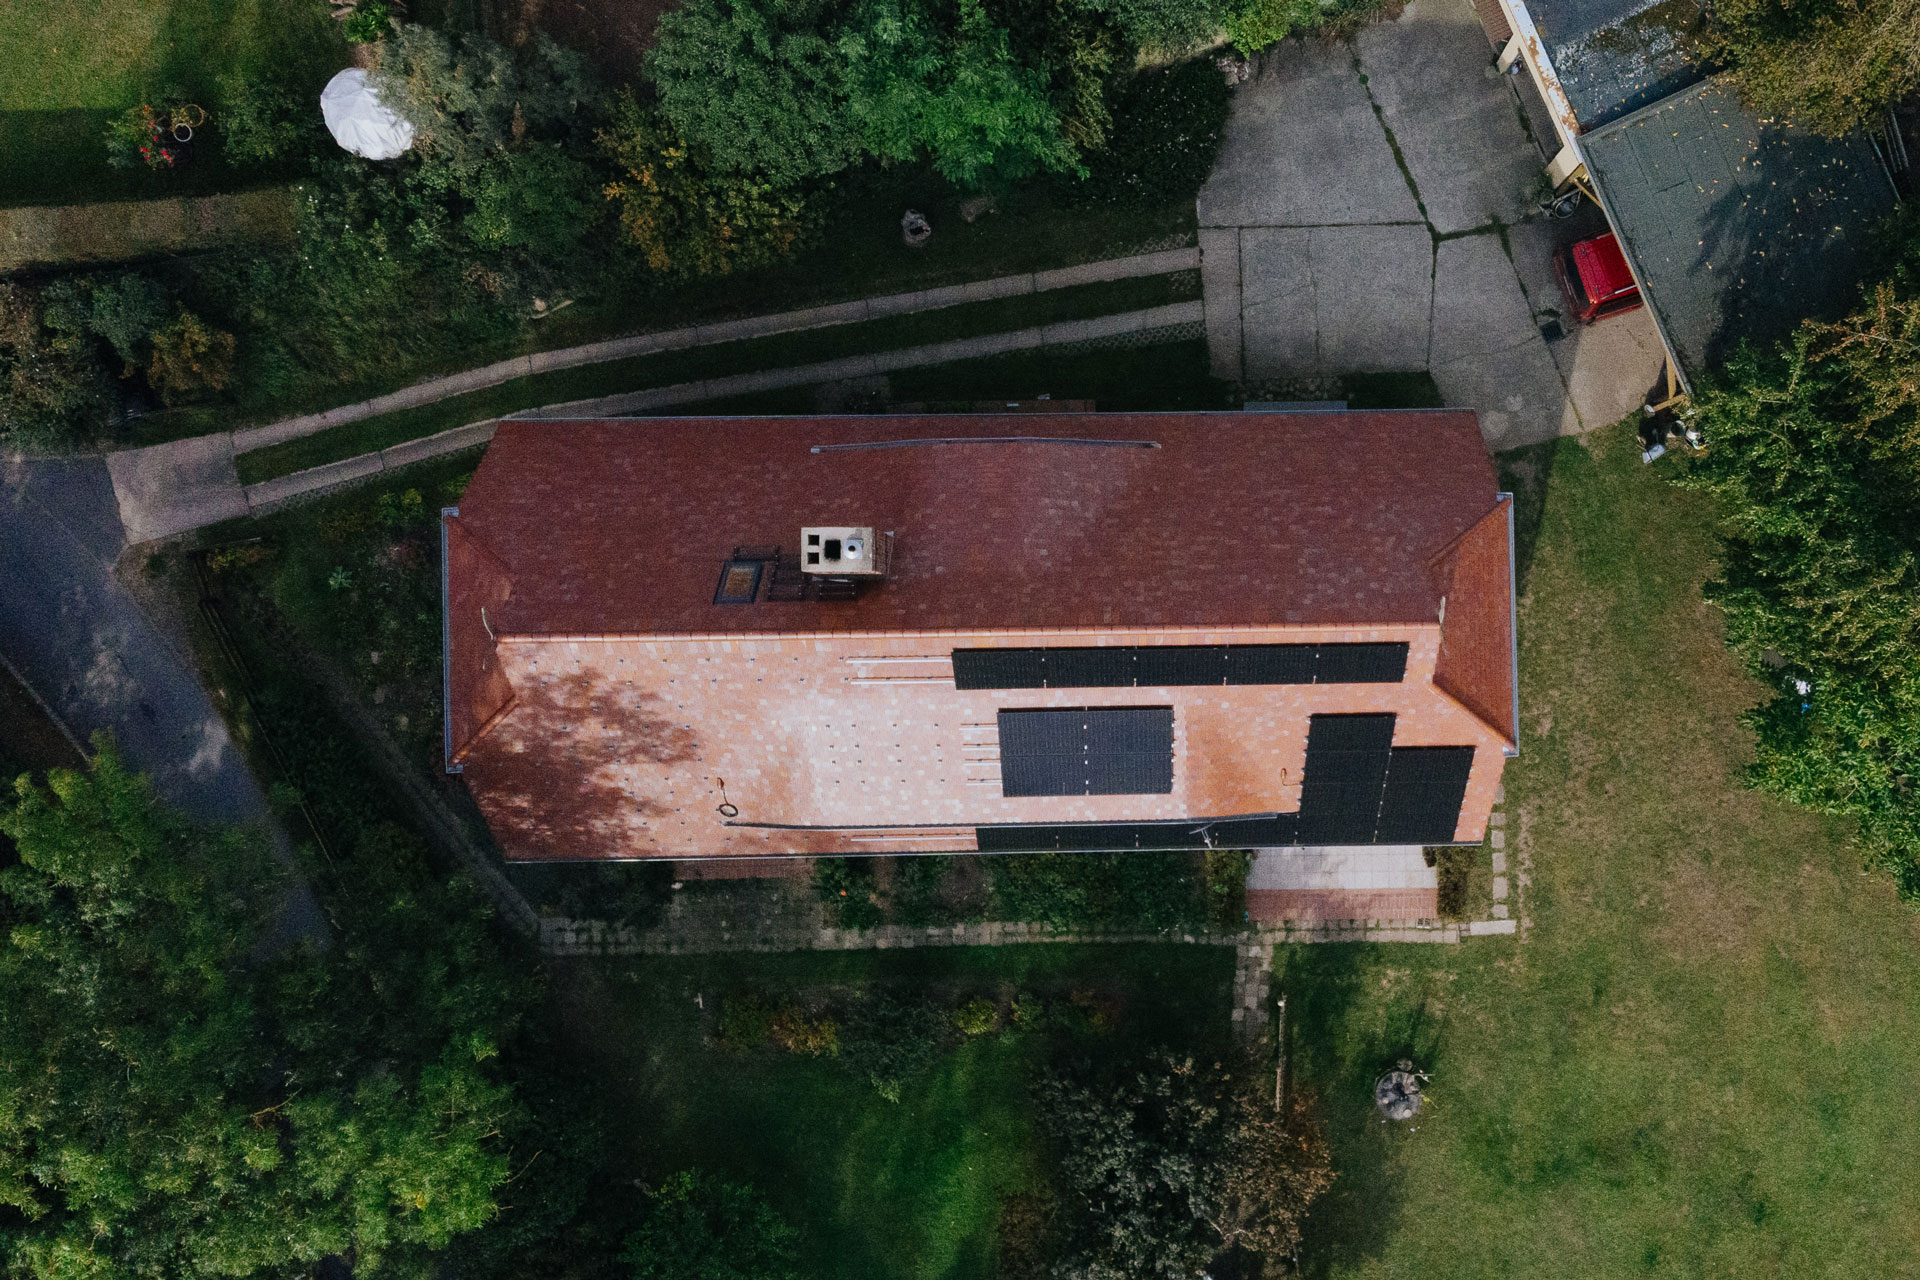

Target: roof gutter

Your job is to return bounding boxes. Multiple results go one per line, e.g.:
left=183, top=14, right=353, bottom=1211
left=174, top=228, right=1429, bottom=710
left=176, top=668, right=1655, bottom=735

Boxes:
left=441, top=507, right=463, bottom=774
left=1500, top=492, right=1520, bottom=759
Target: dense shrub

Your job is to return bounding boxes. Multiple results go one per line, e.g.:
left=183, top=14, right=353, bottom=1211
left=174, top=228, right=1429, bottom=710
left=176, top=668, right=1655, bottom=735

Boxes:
left=650, top=0, right=1081, bottom=188
left=952, top=995, right=1001, bottom=1036
left=598, top=97, right=818, bottom=279
left=1223, top=0, right=1321, bottom=52
left=771, top=1005, right=842, bottom=1055
left=812, top=855, right=885, bottom=929
left=623, top=1171, right=801, bottom=1280
left=986, top=849, right=1205, bottom=930
left=1069, top=58, right=1231, bottom=208
left=890, top=853, right=956, bottom=926
left=648, top=0, right=862, bottom=186
left=217, top=69, right=312, bottom=165
left=841, top=988, right=945, bottom=1100
left=0, top=282, right=114, bottom=445
left=1680, top=254, right=1920, bottom=892
left=43, top=272, right=170, bottom=371
left=147, top=309, right=237, bottom=404
left=1203, top=847, right=1252, bottom=928
left=1709, top=0, right=1918, bottom=135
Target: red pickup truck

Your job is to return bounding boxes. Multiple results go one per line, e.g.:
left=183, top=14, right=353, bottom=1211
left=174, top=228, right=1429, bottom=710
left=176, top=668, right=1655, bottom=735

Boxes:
left=1553, top=231, right=1642, bottom=325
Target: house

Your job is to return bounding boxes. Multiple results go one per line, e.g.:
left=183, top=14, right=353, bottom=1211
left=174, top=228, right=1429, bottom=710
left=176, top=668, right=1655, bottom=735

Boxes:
left=441, top=411, right=1518, bottom=900
left=1476, top=0, right=1899, bottom=394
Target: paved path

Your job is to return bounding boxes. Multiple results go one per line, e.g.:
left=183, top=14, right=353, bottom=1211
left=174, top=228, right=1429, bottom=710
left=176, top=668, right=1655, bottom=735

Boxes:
left=541, top=912, right=1467, bottom=956
left=1197, top=0, right=1665, bottom=448
left=106, top=299, right=1205, bottom=541
left=0, top=187, right=297, bottom=272
left=226, top=247, right=1199, bottom=458
left=0, top=454, right=328, bottom=948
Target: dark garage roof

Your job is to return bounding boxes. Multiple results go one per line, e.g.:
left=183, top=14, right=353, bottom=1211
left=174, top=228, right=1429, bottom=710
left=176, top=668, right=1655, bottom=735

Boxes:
left=1527, top=0, right=1707, bottom=129
left=1581, top=80, right=1896, bottom=378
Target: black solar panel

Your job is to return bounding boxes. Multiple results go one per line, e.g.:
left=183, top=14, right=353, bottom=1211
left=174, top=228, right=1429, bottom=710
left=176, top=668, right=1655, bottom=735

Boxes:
left=954, top=644, right=1406, bottom=689
left=976, top=812, right=1297, bottom=852
left=1295, top=713, right=1396, bottom=844
left=952, top=649, right=1048, bottom=690
left=1313, top=642, right=1409, bottom=684
left=996, top=707, right=1174, bottom=797
left=1135, top=646, right=1229, bottom=687
left=1046, top=648, right=1140, bottom=688
left=1224, top=645, right=1316, bottom=684
left=1374, top=747, right=1475, bottom=844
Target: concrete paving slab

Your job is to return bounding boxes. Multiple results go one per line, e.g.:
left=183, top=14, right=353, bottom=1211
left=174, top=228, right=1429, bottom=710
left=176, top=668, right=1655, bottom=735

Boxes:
left=1249, top=846, right=1437, bottom=890
left=1199, top=228, right=1244, bottom=379
left=1311, top=224, right=1434, bottom=372
left=105, top=435, right=249, bottom=544
left=1427, top=230, right=1574, bottom=447
left=1429, top=232, right=1537, bottom=366
left=1353, top=0, right=1541, bottom=234
left=1432, top=340, right=1574, bottom=448
left=1239, top=227, right=1318, bottom=375
left=1546, top=308, right=1667, bottom=431
left=1242, top=225, right=1433, bottom=375
left=1197, top=39, right=1422, bottom=228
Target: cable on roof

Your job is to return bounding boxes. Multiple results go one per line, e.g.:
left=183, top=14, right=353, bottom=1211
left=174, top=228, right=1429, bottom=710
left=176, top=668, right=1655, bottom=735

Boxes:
left=810, top=436, right=1160, bottom=453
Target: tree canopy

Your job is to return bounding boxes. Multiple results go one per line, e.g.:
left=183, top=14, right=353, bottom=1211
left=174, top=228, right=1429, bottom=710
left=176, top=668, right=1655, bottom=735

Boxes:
left=1037, top=1051, right=1332, bottom=1278
left=1709, top=0, right=1920, bottom=135
left=621, top=1171, right=801, bottom=1280
left=1681, top=239, right=1920, bottom=890
left=0, top=744, right=525, bottom=1278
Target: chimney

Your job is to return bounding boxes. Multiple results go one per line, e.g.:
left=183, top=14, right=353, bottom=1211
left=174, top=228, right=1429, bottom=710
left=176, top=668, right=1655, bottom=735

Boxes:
left=801, top=526, right=889, bottom=577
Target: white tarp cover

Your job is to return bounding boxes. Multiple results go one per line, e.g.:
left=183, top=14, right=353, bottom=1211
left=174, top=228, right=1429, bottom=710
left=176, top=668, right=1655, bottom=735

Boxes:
left=320, top=68, right=415, bottom=160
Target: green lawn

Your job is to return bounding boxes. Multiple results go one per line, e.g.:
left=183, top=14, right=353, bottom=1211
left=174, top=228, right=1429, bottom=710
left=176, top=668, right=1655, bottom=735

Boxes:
left=230, top=271, right=1202, bottom=483
left=1281, top=424, right=1920, bottom=1277
left=570, top=944, right=1233, bottom=1280
left=0, top=0, right=343, bottom=207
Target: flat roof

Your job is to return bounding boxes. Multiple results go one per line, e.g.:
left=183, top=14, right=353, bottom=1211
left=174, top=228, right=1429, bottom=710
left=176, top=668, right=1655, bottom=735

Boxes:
left=452, top=411, right=1502, bottom=639
left=1527, top=0, right=1707, bottom=129
left=1582, top=80, right=1895, bottom=378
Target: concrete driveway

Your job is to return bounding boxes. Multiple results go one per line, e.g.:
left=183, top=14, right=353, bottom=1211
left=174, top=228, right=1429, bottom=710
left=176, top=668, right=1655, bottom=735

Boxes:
left=1198, top=0, right=1665, bottom=448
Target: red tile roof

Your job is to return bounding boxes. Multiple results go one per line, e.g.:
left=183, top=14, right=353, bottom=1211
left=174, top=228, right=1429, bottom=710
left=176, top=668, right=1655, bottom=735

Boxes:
left=454, top=412, right=1502, bottom=638
left=1431, top=500, right=1518, bottom=746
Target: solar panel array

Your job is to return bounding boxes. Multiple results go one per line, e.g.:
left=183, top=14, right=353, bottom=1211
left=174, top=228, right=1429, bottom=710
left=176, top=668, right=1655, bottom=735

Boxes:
left=951, top=643, right=1407, bottom=690
left=974, top=711, right=1476, bottom=851
left=974, top=814, right=1297, bottom=852
left=1295, top=714, right=1397, bottom=844
left=997, top=707, right=1174, bottom=797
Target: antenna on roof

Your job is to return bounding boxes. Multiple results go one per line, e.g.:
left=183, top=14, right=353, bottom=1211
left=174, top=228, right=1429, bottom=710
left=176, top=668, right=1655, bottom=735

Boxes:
left=810, top=436, right=1159, bottom=453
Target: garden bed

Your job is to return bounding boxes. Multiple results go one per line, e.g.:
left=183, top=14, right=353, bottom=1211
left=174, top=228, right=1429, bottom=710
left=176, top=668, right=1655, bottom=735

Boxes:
left=568, top=943, right=1234, bottom=1280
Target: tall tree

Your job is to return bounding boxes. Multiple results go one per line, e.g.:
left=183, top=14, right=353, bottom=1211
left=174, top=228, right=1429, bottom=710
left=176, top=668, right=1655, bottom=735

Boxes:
left=1709, top=0, right=1920, bottom=134
left=1037, top=1051, right=1332, bottom=1278
left=0, top=744, right=521, bottom=1278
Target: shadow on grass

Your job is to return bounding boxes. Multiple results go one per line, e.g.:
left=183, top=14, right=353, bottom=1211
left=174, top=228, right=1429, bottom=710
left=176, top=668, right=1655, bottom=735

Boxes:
left=1498, top=436, right=1561, bottom=598
left=1273, top=942, right=1448, bottom=1278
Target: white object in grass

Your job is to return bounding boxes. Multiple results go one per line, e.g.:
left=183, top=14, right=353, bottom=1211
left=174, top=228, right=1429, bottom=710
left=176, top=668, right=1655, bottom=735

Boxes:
left=320, top=68, right=414, bottom=160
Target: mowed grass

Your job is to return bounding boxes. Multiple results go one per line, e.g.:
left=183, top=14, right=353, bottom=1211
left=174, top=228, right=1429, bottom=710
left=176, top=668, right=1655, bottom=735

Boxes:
left=1281, top=424, right=1920, bottom=1278
left=0, top=0, right=342, bottom=206
left=570, top=943, right=1233, bottom=1280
